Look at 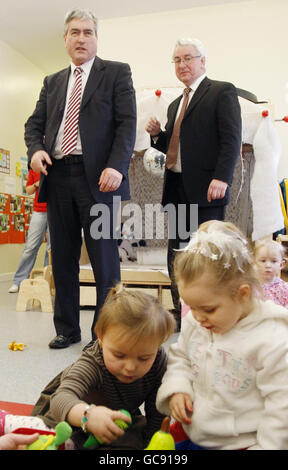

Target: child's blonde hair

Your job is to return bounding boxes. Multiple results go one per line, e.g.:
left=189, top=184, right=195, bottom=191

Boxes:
left=174, top=220, right=261, bottom=297
left=95, top=284, right=175, bottom=346
left=254, top=239, right=286, bottom=261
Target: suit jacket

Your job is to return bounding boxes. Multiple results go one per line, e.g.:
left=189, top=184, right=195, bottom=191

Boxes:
left=24, top=56, right=137, bottom=204
left=153, top=77, right=242, bottom=207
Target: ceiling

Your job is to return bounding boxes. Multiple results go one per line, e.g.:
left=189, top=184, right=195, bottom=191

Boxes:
left=0, top=0, right=248, bottom=73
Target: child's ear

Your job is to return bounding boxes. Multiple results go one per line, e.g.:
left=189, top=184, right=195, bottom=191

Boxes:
left=96, top=330, right=103, bottom=347
left=281, top=259, right=287, bottom=270
left=237, top=284, right=251, bottom=303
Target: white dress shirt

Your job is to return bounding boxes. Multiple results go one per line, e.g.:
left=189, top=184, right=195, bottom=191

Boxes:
left=53, top=57, right=95, bottom=159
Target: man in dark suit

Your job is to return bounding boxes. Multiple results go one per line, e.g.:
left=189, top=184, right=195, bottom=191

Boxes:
left=25, top=9, right=136, bottom=349
left=146, top=38, right=241, bottom=329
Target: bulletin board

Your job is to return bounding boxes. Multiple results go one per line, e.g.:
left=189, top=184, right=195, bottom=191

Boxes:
left=0, top=149, right=10, bottom=174
left=0, top=193, right=33, bottom=244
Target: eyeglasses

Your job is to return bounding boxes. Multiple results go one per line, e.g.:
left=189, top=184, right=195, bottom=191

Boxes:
left=172, top=55, right=201, bottom=65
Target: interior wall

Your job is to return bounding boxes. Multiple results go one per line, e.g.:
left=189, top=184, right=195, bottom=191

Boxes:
left=0, top=40, right=45, bottom=277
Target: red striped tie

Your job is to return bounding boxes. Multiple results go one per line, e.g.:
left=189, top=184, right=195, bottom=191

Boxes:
left=61, top=66, right=83, bottom=155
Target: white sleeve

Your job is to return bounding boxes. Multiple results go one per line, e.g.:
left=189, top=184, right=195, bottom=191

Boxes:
left=156, top=316, right=195, bottom=416
left=254, top=319, right=288, bottom=449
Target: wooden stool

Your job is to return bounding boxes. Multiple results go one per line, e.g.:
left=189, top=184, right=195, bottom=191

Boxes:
left=30, top=265, right=55, bottom=297
left=16, top=278, right=53, bottom=313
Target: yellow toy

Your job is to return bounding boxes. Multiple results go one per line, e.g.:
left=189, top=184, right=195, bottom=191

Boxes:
left=145, top=417, right=175, bottom=450
left=9, top=341, right=26, bottom=351
left=26, top=422, right=72, bottom=450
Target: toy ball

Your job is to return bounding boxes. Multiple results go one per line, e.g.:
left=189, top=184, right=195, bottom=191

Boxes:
left=143, top=147, right=166, bottom=177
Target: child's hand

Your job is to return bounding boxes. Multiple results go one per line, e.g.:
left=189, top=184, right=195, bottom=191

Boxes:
left=87, top=406, right=131, bottom=443
left=169, top=393, right=193, bottom=425
left=0, top=432, right=39, bottom=450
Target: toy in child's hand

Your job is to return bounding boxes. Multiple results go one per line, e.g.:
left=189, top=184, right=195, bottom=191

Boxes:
left=83, top=409, right=132, bottom=449
left=26, top=422, right=72, bottom=450
left=145, top=417, right=175, bottom=450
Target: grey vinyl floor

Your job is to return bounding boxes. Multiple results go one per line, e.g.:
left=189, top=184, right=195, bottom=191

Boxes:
left=0, top=280, right=178, bottom=406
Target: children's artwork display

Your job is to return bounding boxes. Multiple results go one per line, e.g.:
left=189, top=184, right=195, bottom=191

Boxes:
left=0, top=193, right=33, bottom=244
left=0, top=149, right=10, bottom=174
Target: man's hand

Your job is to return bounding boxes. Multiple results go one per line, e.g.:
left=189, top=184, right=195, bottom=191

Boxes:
left=30, top=150, right=52, bottom=175
left=207, top=179, right=228, bottom=203
left=145, top=117, right=161, bottom=137
left=169, top=393, right=193, bottom=425
left=99, top=168, right=123, bottom=192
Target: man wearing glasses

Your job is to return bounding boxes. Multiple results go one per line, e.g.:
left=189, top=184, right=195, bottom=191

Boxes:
left=146, top=38, right=241, bottom=330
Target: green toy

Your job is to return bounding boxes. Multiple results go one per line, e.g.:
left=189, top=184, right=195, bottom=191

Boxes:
left=83, top=409, right=132, bottom=449
left=26, top=422, right=72, bottom=450
left=145, top=417, right=175, bottom=450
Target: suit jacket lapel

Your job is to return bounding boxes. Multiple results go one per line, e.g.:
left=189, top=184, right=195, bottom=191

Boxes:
left=54, top=67, right=70, bottom=115
left=184, top=77, right=211, bottom=119
left=167, top=95, right=182, bottom=133
left=81, top=56, right=105, bottom=109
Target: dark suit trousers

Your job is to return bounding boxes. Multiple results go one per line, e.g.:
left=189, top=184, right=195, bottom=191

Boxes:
left=46, top=159, right=120, bottom=339
left=165, top=171, right=225, bottom=327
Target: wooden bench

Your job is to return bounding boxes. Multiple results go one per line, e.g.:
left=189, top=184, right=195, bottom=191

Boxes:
left=79, top=264, right=172, bottom=307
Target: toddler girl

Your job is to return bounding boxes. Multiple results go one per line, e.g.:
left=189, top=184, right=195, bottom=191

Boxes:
left=156, top=220, right=288, bottom=450
left=254, top=240, right=288, bottom=307
left=1, top=285, right=175, bottom=450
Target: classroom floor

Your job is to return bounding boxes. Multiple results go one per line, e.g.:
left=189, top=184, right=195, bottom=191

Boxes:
left=0, top=279, right=178, bottom=406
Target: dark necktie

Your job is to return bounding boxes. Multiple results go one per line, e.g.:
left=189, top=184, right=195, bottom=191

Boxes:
left=61, top=66, right=83, bottom=155
left=165, top=87, right=191, bottom=169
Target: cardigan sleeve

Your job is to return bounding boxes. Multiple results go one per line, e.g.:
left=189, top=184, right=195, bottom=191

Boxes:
left=50, top=350, right=103, bottom=423
left=156, top=316, right=195, bottom=416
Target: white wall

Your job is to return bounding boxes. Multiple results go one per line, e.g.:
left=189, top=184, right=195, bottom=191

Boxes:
left=0, top=39, right=44, bottom=193
left=0, top=40, right=45, bottom=276
left=98, top=0, right=288, bottom=179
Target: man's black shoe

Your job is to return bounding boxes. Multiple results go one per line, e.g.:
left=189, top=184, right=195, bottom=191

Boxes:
left=49, top=334, right=81, bottom=349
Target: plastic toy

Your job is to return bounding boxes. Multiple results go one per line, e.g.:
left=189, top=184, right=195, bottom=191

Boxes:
left=26, top=422, right=72, bottom=450
left=9, top=341, right=26, bottom=351
left=145, top=417, right=175, bottom=450
left=169, top=420, right=189, bottom=443
left=83, top=409, right=132, bottom=449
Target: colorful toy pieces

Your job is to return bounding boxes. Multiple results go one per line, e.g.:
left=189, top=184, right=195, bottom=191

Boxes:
left=83, top=409, right=132, bottom=449
left=25, top=422, right=72, bottom=450
left=145, top=417, right=175, bottom=450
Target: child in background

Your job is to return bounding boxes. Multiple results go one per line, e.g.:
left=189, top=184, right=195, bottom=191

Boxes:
left=157, top=221, right=288, bottom=450
left=254, top=240, right=288, bottom=308
left=1, top=285, right=175, bottom=450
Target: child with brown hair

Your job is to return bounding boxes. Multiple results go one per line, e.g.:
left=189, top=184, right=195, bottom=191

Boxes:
left=157, top=220, right=288, bottom=450
left=1, top=285, right=175, bottom=450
